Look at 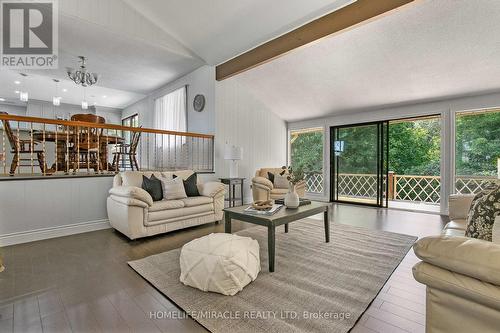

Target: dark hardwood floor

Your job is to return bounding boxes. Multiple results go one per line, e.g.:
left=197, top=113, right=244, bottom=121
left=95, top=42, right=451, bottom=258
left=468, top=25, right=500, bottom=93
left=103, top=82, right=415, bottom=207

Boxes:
left=0, top=204, right=448, bottom=333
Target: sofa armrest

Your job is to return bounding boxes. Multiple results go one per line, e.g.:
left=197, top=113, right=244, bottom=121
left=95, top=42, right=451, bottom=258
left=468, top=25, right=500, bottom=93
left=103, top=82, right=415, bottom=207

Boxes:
left=413, top=261, right=500, bottom=310
left=109, top=186, right=153, bottom=207
left=109, top=195, right=149, bottom=208
left=413, top=235, right=500, bottom=286
left=252, top=176, right=273, bottom=190
left=448, top=194, right=474, bottom=220
left=198, top=182, right=225, bottom=198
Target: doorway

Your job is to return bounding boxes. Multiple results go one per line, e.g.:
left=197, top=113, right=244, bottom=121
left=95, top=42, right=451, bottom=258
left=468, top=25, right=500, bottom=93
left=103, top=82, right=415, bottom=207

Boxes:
left=330, top=121, right=388, bottom=207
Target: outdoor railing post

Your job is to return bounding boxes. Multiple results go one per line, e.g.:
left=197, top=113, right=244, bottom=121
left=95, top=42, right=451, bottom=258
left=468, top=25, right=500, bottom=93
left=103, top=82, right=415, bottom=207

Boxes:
left=388, top=171, right=395, bottom=200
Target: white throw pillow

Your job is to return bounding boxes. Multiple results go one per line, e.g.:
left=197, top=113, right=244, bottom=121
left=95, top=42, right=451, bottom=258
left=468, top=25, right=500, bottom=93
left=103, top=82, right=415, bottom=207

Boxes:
left=273, top=174, right=289, bottom=189
left=160, top=176, right=187, bottom=200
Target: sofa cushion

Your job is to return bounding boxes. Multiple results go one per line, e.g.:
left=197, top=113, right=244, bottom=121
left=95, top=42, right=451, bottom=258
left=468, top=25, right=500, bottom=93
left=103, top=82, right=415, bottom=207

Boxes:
left=147, top=204, right=213, bottom=224
left=181, top=196, right=212, bottom=207
left=444, top=220, right=467, bottom=230
left=259, top=168, right=285, bottom=178
left=165, top=170, right=194, bottom=180
left=271, top=188, right=288, bottom=195
left=160, top=177, right=187, bottom=200
left=149, top=200, right=185, bottom=212
left=443, top=228, right=465, bottom=237
left=141, top=175, right=163, bottom=201
left=121, top=171, right=164, bottom=187
left=174, top=173, right=200, bottom=197
left=273, top=174, right=289, bottom=189
left=118, top=170, right=193, bottom=187
left=465, top=185, right=500, bottom=241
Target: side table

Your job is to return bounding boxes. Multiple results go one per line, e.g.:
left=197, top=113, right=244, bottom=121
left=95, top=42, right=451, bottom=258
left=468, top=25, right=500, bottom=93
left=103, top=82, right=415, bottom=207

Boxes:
left=219, top=178, right=245, bottom=207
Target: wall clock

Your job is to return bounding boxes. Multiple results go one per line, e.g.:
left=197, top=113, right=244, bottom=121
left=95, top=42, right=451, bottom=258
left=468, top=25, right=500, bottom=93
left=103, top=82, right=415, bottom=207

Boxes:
left=193, top=94, right=206, bottom=112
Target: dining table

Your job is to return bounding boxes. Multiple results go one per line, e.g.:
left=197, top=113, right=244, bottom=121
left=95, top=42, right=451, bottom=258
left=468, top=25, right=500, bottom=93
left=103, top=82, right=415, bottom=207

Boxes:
left=33, top=129, right=124, bottom=173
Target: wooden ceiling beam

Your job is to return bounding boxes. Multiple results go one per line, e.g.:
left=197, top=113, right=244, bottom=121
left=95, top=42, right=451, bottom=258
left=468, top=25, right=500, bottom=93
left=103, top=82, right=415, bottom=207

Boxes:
left=216, top=0, right=416, bottom=81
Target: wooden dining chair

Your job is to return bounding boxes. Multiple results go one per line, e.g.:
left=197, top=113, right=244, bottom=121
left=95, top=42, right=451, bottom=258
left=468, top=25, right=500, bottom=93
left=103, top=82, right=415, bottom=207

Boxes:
left=0, top=112, right=48, bottom=175
left=70, top=114, right=105, bottom=172
left=112, top=127, right=141, bottom=171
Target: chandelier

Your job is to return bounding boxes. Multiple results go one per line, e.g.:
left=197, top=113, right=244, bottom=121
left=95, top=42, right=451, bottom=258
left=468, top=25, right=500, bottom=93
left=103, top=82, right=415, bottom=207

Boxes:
left=67, top=56, right=98, bottom=87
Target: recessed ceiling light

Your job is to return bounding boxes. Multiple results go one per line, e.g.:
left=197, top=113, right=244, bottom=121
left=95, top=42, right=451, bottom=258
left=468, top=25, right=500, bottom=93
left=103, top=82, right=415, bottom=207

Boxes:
left=102, top=95, right=107, bottom=98
left=0, top=98, right=5, bottom=102
left=14, top=81, right=20, bottom=85
left=14, top=90, right=19, bottom=94
left=62, top=88, right=67, bottom=92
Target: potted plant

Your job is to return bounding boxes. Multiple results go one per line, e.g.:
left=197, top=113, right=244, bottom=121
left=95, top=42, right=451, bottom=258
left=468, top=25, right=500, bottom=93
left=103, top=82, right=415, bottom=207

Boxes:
left=280, top=166, right=304, bottom=208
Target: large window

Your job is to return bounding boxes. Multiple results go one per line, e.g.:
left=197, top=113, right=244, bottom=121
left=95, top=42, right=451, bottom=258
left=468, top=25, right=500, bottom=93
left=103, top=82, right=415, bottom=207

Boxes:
left=154, top=86, right=187, bottom=132
left=455, top=109, right=500, bottom=194
left=122, top=114, right=139, bottom=143
left=290, top=128, right=324, bottom=194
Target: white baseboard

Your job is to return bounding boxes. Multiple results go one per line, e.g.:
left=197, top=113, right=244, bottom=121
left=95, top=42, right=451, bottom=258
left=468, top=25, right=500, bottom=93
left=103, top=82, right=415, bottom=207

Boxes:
left=0, top=219, right=111, bottom=246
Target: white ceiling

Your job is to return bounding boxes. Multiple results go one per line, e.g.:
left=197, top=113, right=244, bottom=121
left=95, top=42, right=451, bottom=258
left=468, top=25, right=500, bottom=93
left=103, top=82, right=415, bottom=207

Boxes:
left=122, top=0, right=356, bottom=65
left=0, top=0, right=356, bottom=110
left=3, top=0, right=500, bottom=120
left=231, top=0, right=500, bottom=122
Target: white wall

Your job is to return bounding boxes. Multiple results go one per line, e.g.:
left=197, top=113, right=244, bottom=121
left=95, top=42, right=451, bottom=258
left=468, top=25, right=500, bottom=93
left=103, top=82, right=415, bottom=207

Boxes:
left=0, top=103, right=26, bottom=116
left=215, top=78, right=288, bottom=203
left=0, top=177, right=113, bottom=246
left=122, top=65, right=215, bottom=134
left=288, top=90, right=500, bottom=213
left=0, top=65, right=289, bottom=245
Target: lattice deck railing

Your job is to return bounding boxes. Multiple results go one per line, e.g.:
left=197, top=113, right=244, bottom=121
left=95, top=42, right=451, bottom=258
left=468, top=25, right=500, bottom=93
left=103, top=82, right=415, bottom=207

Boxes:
left=304, top=172, right=497, bottom=203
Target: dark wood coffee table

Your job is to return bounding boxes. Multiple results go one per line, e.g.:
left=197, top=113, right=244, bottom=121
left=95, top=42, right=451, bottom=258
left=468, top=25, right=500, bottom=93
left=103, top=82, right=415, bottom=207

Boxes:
left=223, top=201, right=331, bottom=272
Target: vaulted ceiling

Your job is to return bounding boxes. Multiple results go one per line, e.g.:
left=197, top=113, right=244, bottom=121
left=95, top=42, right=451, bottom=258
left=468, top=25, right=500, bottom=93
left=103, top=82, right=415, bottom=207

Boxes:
left=231, top=0, right=500, bottom=121
left=0, top=0, right=354, bottom=109
left=1, top=0, right=499, bottom=121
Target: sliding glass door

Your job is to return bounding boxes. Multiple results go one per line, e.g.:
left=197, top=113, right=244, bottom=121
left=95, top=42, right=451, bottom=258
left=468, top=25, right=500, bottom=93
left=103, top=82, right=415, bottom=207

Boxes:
left=330, top=122, right=388, bottom=207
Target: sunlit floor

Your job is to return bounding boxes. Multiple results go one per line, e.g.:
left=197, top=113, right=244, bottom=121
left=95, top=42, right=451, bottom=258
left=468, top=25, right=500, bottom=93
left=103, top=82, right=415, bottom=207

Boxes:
left=338, top=196, right=440, bottom=213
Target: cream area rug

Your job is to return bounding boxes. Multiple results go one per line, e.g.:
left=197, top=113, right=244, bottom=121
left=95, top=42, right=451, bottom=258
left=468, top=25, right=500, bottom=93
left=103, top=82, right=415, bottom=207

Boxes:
left=128, top=220, right=417, bottom=333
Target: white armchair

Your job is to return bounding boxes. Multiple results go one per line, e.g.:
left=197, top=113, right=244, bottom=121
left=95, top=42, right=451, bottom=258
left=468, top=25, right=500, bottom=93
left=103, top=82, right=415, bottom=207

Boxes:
left=107, top=170, right=224, bottom=240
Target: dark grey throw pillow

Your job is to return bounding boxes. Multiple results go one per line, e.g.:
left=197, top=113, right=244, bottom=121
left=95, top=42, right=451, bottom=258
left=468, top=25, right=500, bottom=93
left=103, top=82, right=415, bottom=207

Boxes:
left=267, top=172, right=275, bottom=183
left=465, top=184, right=500, bottom=241
left=142, top=175, right=163, bottom=201
left=173, top=173, right=200, bottom=197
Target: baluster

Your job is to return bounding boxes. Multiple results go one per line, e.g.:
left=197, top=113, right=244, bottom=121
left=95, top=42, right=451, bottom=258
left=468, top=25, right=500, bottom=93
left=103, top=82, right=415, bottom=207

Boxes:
left=87, top=126, right=90, bottom=173
left=97, top=126, right=100, bottom=174
left=154, top=133, right=157, bottom=171
left=66, top=125, right=69, bottom=174
left=114, top=131, right=118, bottom=173
left=17, top=121, right=20, bottom=175
left=202, top=137, right=205, bottom=170
left=146, top=132, right=150, bottom=171
left=76, top=126, right=80, bottom=174
left=174, top=135, right=177, bottom=169
left=30, top=122, right=34, bottom=174
left=161, top=133, right=164, bottom=171
left=106, top=128, right=107, bottom=173
left=42, top=123, right=46, bottom=176
left=168, top=134, right=171, bottom=169
left=2, top=123, right=5, bottom=175
left=54, top=123, right=58, bottom=173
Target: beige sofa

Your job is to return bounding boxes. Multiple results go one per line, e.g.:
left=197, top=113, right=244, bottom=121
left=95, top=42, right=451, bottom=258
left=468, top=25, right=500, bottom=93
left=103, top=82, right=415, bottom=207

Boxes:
left=252, top=168, right=306, bottom=202
left=107, top=170, right=225, bottom=240
left=413, top=194, right=500, bottom=332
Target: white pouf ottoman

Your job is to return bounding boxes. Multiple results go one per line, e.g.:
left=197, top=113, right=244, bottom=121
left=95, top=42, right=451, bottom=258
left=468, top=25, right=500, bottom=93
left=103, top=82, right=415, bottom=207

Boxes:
left=179, top=233, right=260, bottom=296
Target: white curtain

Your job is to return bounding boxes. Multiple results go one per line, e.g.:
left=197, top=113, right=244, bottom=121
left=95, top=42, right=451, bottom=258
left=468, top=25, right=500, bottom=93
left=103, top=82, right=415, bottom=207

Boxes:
left=154, top=86, right=188, bottom=169
left=154, top=86, right=187, bottom=132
